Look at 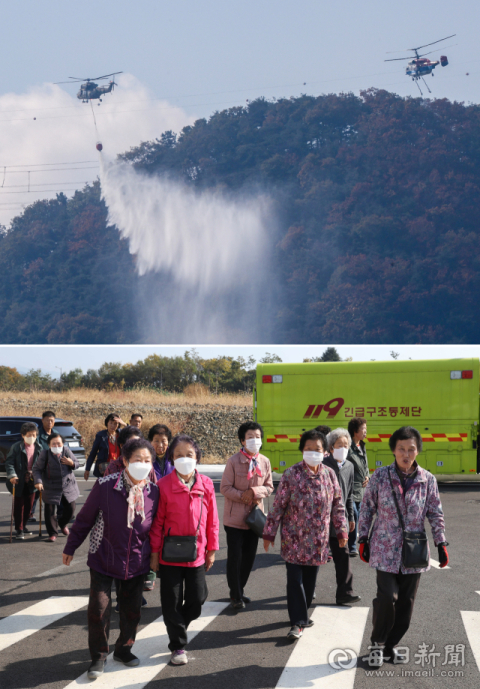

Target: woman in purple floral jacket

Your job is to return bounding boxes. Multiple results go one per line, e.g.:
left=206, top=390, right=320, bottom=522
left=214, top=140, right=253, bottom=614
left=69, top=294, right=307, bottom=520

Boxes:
left=263, top=429, right=348, bottom=641
left=358, top=426, right=449, bottom=668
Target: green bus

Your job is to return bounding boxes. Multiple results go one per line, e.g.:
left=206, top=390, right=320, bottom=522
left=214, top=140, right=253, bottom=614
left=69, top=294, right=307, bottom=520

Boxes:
left=254, top=358, right=479, bottom=481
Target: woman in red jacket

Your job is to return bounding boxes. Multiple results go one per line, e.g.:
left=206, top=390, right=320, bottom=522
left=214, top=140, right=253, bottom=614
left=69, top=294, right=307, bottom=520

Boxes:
left=149, top=434, right=219, bottom=667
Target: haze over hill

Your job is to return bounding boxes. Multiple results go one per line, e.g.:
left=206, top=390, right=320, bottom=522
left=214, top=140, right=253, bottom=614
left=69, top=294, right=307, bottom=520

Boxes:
left=1, top=89, right=479, bottom=344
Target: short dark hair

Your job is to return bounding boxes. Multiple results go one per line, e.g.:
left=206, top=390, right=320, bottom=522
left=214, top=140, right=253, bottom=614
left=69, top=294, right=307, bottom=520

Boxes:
left=238, top=421, right=264, bottom=443
left=299, top=429, right=326, bottom=453
left=118, top=425, right=143, bottom=448
left=42, top=411, right=55, bottom=419
left=315, top=425, right=331, bottom=436
left=347, top=417, right=367, bottom=437
left=389, top=426, right=423, bottom=453
left=122, top=437, right=155, bottom=462
left=104, top=412, right=120, bottom=427
left=169, top=434, right=202, bottom=464
left=47, top=432, right=63, bottom=446
left=21, top=422, right=38, bottom=436
left=130, top=413, right=143, bottom=420
left=148, top=424, right=172, bottom=442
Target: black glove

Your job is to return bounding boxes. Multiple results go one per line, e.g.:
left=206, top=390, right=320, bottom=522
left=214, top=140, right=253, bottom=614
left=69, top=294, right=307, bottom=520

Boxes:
left=359, top=539, right=370, bottom=564
left=437, top=541, right=449, bottom=568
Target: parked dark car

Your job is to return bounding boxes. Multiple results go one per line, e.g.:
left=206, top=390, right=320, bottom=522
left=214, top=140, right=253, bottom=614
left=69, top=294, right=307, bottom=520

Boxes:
left=0, top=416, right=86, bottom=476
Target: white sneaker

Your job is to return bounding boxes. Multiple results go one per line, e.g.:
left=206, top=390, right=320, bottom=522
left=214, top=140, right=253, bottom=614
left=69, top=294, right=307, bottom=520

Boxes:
left=170, top=650, right=188, bottom=665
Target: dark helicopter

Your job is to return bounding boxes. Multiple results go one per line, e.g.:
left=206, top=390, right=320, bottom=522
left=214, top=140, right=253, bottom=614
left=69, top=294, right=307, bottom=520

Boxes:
left=55, top=72, right=122, bottom=103
left=385, top=35, right=456, bottom=95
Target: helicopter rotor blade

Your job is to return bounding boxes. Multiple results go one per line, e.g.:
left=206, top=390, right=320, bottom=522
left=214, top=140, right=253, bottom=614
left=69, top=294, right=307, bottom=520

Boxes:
left=408, top=34, right=456, bottom=52
left=418, top=43, right=458, bottom=57
left=385, top=57, right=412, bottom=62
left=88, top=71, right=123, bottom=81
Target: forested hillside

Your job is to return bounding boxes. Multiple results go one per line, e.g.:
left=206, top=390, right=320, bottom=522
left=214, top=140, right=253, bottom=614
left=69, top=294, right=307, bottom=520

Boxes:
left=2, top=89, right=480, bottom=343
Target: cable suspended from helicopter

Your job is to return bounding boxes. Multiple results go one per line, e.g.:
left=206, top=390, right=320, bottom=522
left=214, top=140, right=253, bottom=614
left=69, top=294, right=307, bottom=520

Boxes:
left=54, top=72, right=123, bottom=104
left=385, top=35, right=456, bottom=96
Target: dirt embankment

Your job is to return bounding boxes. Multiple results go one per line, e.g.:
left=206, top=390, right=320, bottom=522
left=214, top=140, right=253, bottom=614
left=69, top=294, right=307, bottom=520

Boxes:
left=0, top=397, right=253, bottom=463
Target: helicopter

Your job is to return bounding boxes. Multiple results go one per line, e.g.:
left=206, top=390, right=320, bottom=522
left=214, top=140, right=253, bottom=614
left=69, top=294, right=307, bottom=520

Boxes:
left=55, top=72, right=123, bottom=103
left=385, top=35, right=456, bottom=95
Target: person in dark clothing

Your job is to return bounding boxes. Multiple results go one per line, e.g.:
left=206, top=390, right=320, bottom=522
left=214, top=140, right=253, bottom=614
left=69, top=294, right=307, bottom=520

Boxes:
left=347, top=417, right=369, bottom=556
left=324, top=428, right=361, bottom=605
left=63, top=437, right=159, bottom=680
left=84, top=413, right=126, bottom=480
left=29, top=410, right=56, bottom=522
left=33, top=432, right=80, bottom=542
left=5, top=422, right=42, bottom=539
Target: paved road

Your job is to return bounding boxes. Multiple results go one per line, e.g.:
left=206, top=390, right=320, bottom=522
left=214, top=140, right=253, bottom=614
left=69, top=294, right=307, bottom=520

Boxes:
left=1, top=479, right=480, bottom=689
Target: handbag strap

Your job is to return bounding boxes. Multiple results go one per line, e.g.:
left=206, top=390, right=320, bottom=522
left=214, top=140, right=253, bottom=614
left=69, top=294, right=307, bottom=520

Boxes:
left=388, top=466, right=405, bottom=533
left=195, top=494, right=204, bottom=536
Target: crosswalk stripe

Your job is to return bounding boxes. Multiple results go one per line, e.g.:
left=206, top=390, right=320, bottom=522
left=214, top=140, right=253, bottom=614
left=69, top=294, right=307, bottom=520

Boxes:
left=430, top=558, right=451, bottom=570
left=461, top=611, right=480, bottom=672
left=276, top=606, right=369, bottom=688
left=64, top=600, right=228, bottom=688
left=0, top=596, right=89, bottom=652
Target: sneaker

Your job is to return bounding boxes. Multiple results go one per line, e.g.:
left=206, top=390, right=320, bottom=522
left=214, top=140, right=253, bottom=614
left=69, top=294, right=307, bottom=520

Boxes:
left=336, top=594, right=361, bottom=605
left=349, top=551, right=358, bottom=558
left=170, top=649, right=188, bottom=665
left=242, top=595, right=251, bottom=604
left=28, top=516, right=37, bottom=522
left=113, top=651, right=140, bottom=667
left=141, top=596, right=148, bottom=607
left=114, top=602, right=120, bottom=613
left=231, top=599, right=246, bottom=610
left=305, top=619, right=314, bottom=628
left=48, top=535, right=57, bottom=542
left=287, top=625, right=304, bottom=640
left=61, top=526, right=70, bottom=536
left=143, top=580, right=155, bottom=592
left=23, top=527, right=32, bottom=535
left=15, top=530, right=25, bottom=540
left=87, top=659, right=106, bottom=680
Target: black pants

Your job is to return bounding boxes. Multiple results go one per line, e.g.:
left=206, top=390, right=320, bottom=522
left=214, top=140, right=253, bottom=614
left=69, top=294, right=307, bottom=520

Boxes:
left=285, top=562, right=319, bottom=627
left=13, top=486, right=35, bottom=531
left=44, top=495, right=76, bottom=537
left=371, top=569, right=422, bottom=648
left=225, top=525, right=259, bottom=601
left=329, top=536, right=354, bottom=599
left=88, top=568, right=145, bottom=662
left=159, top=564, right=208, bottom=651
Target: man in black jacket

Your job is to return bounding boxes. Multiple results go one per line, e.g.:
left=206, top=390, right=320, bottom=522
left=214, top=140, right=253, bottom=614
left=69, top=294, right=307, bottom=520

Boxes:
left=324, top=428, right=361, bottom=605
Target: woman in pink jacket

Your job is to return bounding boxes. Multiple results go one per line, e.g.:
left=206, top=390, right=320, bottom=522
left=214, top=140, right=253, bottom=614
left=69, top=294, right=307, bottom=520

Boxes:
left=220, top=421, right=273, bottom=610
left=149, top=434, right=219, bottom=667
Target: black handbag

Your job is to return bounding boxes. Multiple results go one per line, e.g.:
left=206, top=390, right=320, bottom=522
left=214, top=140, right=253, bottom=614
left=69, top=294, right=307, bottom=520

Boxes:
left=245, top=505, right=267, bottom=537
left=162, top=496, right=203, bottom=563
left=388, top=467, right=429, bottom=569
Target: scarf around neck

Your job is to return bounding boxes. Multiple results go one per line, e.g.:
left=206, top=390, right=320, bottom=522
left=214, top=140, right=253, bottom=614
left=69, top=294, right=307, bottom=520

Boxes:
left=123, top=470, right=147, bottom=529
left=240, top=448, right=263, bottom=480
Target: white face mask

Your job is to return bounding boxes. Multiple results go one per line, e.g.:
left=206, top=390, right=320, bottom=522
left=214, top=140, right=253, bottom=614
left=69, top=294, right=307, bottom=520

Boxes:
left=174, top=457, right=197, bottom=476
left=245, top=437, right=262, bottom=454
left=333, top=447, right=349, bottom=462
left=127, top=461, right=152, bottom=481
left=303, top=451, right=324, bottom=467
left=23, top=436, right=36, bottom=445
left=50, top=446, right=63, bottom=455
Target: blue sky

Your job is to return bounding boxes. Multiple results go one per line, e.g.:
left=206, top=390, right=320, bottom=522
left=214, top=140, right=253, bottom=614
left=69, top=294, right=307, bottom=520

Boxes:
left=2, top=345, right=480, bottom=377
left=0, top=1, right=478, bottom=225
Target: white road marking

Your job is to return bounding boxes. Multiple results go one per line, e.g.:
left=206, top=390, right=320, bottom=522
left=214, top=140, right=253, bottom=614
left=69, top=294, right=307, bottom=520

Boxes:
left=0, top=596, right=89, bottom=652
left=476, top=591, right=480, bottom=596
left=276, top=605, right=369, bottom=688
left=430, top=558, right=450, bottom=570
left=34, top=560, right=83, bottom=578
left=461, top=611, right=480, bottom=672
left=65, top=600, right=228, bottom=688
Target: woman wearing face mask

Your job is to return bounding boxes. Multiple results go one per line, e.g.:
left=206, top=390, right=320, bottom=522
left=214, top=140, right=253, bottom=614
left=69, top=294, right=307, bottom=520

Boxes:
left=149, top=434, right=219, bottom=667
left=263, top=429, right=348, bottom=641
left=323, top=429, right=361, bottom=605
left=6, top=422, right=42, bottom=540
left=220, top=421, right=273, bottom=610
left=347, top=416, right=369, bottom=557
left=62, top=438, right=159, bottom=680
left=33, top=433, right=80, bottom=542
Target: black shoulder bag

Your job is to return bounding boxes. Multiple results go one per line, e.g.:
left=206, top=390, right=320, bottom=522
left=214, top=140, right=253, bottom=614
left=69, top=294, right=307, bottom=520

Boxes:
left=388, top=467, right=429, bottom=569
left=245, top=505, right=267, bottom=537
left=162, top=495, right=204, bottom=563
